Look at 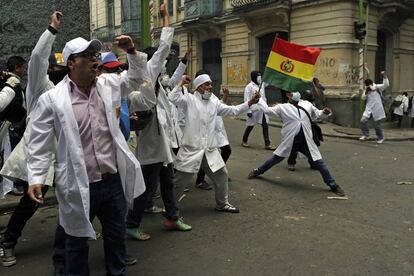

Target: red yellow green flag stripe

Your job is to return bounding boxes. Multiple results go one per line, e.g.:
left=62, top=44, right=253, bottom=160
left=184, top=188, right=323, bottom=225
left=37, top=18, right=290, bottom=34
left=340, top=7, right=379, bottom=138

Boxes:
left=263, top=37, right=321, bottom=92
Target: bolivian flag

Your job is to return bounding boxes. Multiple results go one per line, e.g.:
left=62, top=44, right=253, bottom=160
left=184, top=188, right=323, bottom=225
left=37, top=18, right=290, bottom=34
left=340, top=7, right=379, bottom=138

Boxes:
left=263, top=37, right=321, bottom=92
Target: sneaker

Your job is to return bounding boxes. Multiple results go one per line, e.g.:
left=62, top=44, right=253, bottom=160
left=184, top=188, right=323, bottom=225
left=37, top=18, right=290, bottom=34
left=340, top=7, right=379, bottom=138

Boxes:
left=248, top=169, right=261, bottom=179
left=265, top=144, right=276, bottom=150
left=144, top=205, right=165, bottom=214
left=330, top=185, right=346, bottom=197
left=125, top=254, right=137, bottom=266
left=287, top=164, right=296, bottom=171
left=183, top=187, right=190, bottom=193
left=242, top=142, right=250, bottom=148
left=195, top=180, right=212, bottom=190
left=359, top=135, right=368, bottom=141
left=376, top=138, right=384, bottom=144
left=126, top=228, right=151, bottom=241
left=163, top=218, right=192, bottom=231
left=215, top=203, right=240, bottom=213
left=1, top=247, right=16, bottom=267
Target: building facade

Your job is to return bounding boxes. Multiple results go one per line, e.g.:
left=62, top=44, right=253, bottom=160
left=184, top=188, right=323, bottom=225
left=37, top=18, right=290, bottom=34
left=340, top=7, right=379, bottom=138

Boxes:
left=91, top=0, right=414, bottom=126
left=0, top=0, right=90, bottom=68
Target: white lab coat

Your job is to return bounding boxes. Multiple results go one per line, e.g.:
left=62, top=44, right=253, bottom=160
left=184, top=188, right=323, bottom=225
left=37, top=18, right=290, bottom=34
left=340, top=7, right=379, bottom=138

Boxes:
left=259, top=100, right=330, bottom=161
left=361, top=78, right=389, bottom=121
left=215, top=116, right=229, bottom=148
left=165, top=61, right=187, bottom=148
left=392, top=95, right=409, bottom=116
left=28, top=52, right=147, bottom=239
left=169, top=88, right=249, bottom=173
left=244, top=81, right=269, bottom=126
left=1, top=29, right=56, bottom=189
left=128, top=27, right=175, bottom=165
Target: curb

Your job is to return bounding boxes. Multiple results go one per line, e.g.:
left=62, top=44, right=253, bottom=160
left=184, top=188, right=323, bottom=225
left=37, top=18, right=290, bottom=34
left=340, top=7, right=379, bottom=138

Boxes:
left=233, top=117, right=414, bottom=142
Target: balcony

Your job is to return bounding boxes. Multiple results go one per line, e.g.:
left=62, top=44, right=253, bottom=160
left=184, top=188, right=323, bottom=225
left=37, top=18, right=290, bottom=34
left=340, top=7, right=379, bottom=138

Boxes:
left=93, top=26, right=115, bottom=43
left=184, top=0, right=223, bottom=20
left=121, top=19, right=140, bottom=35
left=231, top=0, right=285, bottom=9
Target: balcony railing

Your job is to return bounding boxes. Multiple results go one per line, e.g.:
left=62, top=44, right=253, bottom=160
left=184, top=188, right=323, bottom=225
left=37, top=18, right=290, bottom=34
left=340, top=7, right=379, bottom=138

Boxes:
left=184, top=0, right=223, bottom=20
left=121, top=19, right=140, bottom=35
left=93, top=26, right=115, bottom=42
left=231, top=0, right=281, bottom=8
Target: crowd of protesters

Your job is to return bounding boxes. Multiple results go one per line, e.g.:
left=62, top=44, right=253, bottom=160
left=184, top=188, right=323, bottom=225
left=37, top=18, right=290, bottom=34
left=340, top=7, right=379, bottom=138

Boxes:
left=0, top=4, right=409, bottom=275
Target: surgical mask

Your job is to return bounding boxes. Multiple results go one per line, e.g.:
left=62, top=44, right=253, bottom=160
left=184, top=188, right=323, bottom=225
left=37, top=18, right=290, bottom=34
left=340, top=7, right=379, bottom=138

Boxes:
left=201, top=91, right=212, bottom=100
left=292, top=92, right=301, bottom=102
left=160, top=75, right=170, bottom=87
left=257, top=76, right=262, bottom=84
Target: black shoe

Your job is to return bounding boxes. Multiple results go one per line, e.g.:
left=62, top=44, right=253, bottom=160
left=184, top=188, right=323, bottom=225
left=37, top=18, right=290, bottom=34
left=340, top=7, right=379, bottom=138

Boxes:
left=195, top=180, right=212, bottom=190
left=331, top=185, right=345, bottom=196
left=1, top=246, right=16, bottom=267
left=248, top=169, right=260, bottom=179
left=125, top=254, right=137, bottom=266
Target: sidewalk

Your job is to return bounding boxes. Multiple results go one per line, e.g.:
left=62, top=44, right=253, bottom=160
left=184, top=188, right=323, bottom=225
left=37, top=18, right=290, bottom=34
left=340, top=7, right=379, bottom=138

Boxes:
left=234, top=116, right=414, bottom=141
left=1, top=119, right=413, bottom=214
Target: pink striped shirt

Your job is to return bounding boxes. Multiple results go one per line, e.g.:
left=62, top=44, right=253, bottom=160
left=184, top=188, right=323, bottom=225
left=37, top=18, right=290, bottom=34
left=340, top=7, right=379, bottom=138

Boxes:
left=67, top=77, right=117, bottom=183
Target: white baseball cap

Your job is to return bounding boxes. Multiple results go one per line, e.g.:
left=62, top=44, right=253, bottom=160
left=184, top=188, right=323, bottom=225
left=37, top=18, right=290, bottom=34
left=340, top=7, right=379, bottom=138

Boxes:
left=62, top=37, right=102, bottom=65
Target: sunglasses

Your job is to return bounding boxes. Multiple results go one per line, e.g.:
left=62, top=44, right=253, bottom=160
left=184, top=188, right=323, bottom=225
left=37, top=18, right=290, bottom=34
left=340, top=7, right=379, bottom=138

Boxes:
left=69, top=51, right=101, bottom=61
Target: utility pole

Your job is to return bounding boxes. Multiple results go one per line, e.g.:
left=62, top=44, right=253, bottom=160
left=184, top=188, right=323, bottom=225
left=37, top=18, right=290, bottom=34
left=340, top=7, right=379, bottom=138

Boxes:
left=358, top=0, right=366, bottom=115
left=141, top=0, right=151, bottom=49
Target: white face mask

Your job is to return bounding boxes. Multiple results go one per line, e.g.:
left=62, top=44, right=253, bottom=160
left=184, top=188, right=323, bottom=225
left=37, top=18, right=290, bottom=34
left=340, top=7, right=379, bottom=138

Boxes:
left=160, top=75, right=170, bottom=87
left=257, top=76, right=262, bottom=84
left=201, top=91, right=212, bottom=100
left=292, top=92, right=301, bottom=102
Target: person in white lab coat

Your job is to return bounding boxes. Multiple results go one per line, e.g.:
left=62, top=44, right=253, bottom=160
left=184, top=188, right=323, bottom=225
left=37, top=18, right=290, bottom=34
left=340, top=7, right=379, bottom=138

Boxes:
left=392, top=92, right=409, bottom=128
left=248, top=92, right=346, bottom=197
left=126, top=5, right=192, bottom=241
left=0, top=12, right=64, bottom=268
left=169, top=72, right=261, bottom=213
left=195, top=87, right=232, bottom=190
left=359, top=71, right=389, bottom=143
left=27, top=34, right=146, bottom=275
left=242, top=71, right=276, bottom=150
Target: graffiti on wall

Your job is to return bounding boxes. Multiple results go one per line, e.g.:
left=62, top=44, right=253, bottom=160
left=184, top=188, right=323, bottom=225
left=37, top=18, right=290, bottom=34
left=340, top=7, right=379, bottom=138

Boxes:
left=227, top=57, right=248, bottom=85
left=314, top=56, right=360, bottom=85
left=0, top=19, right=28, bottom=34
left=0, top=19, right=35, bottom=67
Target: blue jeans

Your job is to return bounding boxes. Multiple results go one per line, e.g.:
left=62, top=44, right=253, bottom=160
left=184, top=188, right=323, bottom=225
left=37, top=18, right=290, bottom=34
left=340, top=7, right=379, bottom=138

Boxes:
left=257, top=133, right=337, bottom=189
left=64, top=173, right=127, bottom=276
left=360, top=116, right=384, bottom=139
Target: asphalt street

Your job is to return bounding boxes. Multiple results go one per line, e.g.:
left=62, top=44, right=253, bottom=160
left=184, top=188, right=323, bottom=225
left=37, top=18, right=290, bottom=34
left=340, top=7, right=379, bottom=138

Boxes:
left=1, top=117, right=413, bottom=276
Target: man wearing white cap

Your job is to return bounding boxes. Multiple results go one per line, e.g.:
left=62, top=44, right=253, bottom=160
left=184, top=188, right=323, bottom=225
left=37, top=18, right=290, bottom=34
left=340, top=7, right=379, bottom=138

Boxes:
left=169, top=71, right=261, bottom=213
left=26, top=32, right=146, bottom=275
left=248, top=92, right=346, bottom=197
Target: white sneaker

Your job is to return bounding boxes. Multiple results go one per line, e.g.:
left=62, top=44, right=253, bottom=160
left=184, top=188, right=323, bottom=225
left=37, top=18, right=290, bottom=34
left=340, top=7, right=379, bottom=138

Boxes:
left=376, top=138, right=384, bottom=144
left=359, top=136, right=368, bottom=141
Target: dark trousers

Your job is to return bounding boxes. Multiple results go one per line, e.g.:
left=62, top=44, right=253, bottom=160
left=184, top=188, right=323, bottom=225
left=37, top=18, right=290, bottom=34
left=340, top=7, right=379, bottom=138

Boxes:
left=242, top=114, right=271, bottom=146
left=395, top=114, right=403, bottom=127
left=61, top=173, right=127, bottom=276
left=287, top=150, right=314, bottom=167
left=127, top=163, right=179, bottom=228
left=411, top=118, right=414, bottom=128
left=257, top=129, right=337, bottom=189
left=1, top=182, right=49, bottom=248
left=196, top=145, right=232, bottom=184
